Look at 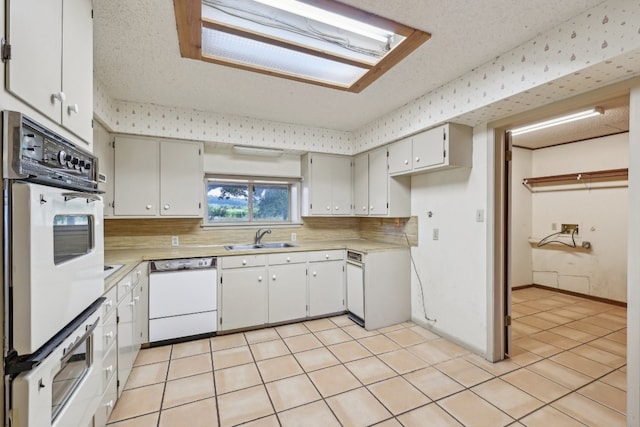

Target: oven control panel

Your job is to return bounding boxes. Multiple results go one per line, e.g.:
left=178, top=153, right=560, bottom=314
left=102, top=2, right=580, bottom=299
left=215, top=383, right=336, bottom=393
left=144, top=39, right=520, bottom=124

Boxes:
left=3, top=110, right=99, bottom=192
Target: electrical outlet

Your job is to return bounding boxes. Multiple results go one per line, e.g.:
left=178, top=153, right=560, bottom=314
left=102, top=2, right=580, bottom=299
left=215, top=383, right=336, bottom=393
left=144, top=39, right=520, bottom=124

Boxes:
left=291, top=232, right=297, bottom=241
left=561, top=224, right=579, bottom=235
left=433, top=228, right=439, bottom=240
left=171, top=235, right=179, bottom=246
left=551, top=223, right=557, bottom=231
left=475, top=209, right=484, bottom=222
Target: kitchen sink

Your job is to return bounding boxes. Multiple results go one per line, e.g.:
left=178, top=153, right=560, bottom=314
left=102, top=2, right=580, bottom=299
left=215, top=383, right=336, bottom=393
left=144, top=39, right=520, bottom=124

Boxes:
left=224, top=242, right=297, bottom=251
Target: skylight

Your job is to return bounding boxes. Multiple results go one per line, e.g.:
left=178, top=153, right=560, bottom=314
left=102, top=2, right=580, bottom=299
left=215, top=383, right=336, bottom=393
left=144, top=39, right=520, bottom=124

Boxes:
left=174, top=0, right=431, bottom=92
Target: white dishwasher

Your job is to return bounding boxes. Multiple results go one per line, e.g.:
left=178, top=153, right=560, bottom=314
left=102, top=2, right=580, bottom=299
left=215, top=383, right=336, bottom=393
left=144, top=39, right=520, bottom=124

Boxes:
left=149, top=257, right=217, bottom=343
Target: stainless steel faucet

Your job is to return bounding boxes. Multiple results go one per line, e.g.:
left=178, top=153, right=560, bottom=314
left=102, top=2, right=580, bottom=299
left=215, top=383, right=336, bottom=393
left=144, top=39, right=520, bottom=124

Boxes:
left=255, top=228, right=272, bottom=244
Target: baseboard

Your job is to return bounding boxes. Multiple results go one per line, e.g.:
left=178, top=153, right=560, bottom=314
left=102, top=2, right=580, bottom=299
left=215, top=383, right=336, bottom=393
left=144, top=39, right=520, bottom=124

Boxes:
left=513, top=283, right=627, bottom=308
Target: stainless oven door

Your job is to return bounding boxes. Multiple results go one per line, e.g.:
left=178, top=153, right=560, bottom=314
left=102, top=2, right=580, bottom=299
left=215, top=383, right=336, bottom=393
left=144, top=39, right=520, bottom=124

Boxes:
left=10, top=181, right=104, bottom=355
left=10, top=309, right=103, bottom=427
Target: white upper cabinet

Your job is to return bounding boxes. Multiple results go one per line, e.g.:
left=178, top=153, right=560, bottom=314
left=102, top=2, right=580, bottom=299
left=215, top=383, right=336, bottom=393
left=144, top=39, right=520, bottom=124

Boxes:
left=6, top=0, right=94, bottom=146
left=113, top=137, right=203, bottom=217
left=354, top=146, right=410, bottom=217
left=301, top=153, right=352, bottom=216
left=388, top=123, right=473, bottom=176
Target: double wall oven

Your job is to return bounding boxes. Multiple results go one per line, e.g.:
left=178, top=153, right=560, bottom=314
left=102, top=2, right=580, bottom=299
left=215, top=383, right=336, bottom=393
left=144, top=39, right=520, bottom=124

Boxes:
left=2, top=111, right=104, bottom=427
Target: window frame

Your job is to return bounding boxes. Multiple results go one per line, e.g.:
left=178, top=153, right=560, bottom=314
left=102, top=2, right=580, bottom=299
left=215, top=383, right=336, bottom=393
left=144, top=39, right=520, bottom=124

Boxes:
left=203, top=175, right=301, bottom=226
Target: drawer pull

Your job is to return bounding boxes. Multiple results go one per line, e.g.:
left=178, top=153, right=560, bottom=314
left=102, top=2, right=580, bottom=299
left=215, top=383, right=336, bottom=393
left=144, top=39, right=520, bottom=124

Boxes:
left=105, top=331, right=114, bottom=339
left=286, top=257, right=291, bottom=262
left=105, top=400, right=114, bottom=408
left=104, top=300, right=113, bottom=309
left=242, top=260, right=247, bottom=266
left=105, top=365, right=113, bottom=374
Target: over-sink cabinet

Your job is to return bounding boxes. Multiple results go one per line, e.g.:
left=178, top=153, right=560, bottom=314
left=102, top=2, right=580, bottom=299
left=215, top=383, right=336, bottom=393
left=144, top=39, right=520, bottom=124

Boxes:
left=113, top=137, right=204, bottom=217
left=5, top=0, right=94, bottom=146
left=219, top=250, right=345, bottom=332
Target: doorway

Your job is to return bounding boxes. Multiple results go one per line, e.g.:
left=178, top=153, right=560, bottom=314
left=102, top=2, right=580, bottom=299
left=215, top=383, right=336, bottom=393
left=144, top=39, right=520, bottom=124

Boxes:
left=491, top=85, right=631, bottom=361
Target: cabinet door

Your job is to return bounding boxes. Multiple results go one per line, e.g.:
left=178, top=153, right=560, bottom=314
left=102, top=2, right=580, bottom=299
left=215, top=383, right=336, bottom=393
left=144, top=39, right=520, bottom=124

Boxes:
left=331, top=156, right=352, bottom=215
left=413, top=125, right=445, bottom=169
left=388, top=137, right=412, bottom=174
left=268, top=264, right=307, bottom=323
left=61, top=0, right=93, bottom=144
left=133, top=263, right=149, bottom=346
left=160, top=140, right=203, bottom=216
left=6, top=0, right=62, bottom=122
left=114, top=138, right=159, bottom=216
left=368, top=147, right=388, bottom=216
left=308, top=155, right=333, bottom=215
left=117, top=293, right=135, bottom=397
left=353, top=153, right=369, bottom=215
left=93, top=124, right=114, bottom=217
left=308, top=260, right=345, bottom=316
left=220, top=268, right=268, bottom=331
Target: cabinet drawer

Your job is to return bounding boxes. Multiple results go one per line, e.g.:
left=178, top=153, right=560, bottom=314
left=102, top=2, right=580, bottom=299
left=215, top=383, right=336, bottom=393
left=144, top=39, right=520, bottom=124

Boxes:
left=101, top=343, right=117, bottom=392
left=102, top=286, right=117, bottom=319
left=95, top=375, right=117, bottom=427
left=268, top=252, right=307, bottom=265
left=222, top=255, right=266, bottom=269
left=307, top=250, right=344, bottom=262
left=102, top=312, right=117, bottom=354
left=117, top=272, right=134, bottom=302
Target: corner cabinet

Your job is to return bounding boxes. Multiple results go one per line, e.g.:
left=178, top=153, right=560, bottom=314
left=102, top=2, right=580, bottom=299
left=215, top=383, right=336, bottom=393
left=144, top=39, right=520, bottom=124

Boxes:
left=301, top=153, right=352, bottom=216
left=113, top=137, right=204, bottom=217
left=389, top=123, right=472, bottom=176
left=353, top=146, right=410, bottom=217
left=5, top=0, right=94, bottom=146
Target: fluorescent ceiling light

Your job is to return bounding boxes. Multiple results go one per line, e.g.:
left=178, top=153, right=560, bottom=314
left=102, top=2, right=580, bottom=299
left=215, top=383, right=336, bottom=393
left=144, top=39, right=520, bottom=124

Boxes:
left=232, top=145, right=285, bottom=156
left=253, top=0, right=394, bottom=43
left=511, top=107, right=604, bottom=136
left=174, top=0, right=430, bottom=92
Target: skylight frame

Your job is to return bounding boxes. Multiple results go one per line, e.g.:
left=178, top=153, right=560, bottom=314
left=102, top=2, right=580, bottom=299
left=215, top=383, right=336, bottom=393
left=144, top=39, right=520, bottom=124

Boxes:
left=174, top=0, right=431, bottom=93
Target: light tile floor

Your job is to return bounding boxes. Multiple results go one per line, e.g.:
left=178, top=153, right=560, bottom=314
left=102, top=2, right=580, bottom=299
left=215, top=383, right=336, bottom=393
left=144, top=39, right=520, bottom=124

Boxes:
left=108, top=287, right=627, bottom=426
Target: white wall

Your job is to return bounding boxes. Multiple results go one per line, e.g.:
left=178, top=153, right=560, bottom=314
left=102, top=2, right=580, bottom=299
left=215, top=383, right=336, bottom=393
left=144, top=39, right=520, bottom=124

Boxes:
left=528, top=134, right=628, bottom=301
left=510, top=148, right=533, bottom=287
left=410, top=126, right=488, bottom=353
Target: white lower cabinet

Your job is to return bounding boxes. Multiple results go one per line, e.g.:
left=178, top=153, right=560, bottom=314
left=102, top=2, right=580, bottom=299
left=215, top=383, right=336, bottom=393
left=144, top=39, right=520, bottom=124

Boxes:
left=116, top=285, right=135, bottom=398
left=268, top=263, right=308, bottom=323
left=219, top=250, right=346, bottom=331
left=308, top=260, right=345, bottom=316
left=219, top=266, right=268, bottom=331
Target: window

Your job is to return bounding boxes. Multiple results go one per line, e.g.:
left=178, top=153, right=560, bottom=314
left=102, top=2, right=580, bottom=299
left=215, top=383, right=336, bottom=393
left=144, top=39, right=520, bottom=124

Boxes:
left=205, top=177, right=299, bottom=224
left=174, top=0, right=430, bottom=92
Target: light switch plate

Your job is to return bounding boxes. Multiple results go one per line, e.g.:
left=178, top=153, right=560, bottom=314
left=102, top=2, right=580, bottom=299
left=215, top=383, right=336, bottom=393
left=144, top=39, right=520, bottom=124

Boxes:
left=433, top=228, right=439, bottom=240
left=475, top=209, right=485, bottom=222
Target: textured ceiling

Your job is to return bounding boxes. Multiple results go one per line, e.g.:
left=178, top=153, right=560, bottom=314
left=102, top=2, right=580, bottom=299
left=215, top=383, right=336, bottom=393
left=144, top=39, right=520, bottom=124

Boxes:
left=511, top=96, right=630, bottom=149
left=93, top=0, right=606, bottom=132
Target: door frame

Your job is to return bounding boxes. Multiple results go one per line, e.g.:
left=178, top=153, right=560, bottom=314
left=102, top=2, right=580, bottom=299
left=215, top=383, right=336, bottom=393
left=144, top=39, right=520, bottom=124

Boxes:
left=488, top=79, right=637, bottom=362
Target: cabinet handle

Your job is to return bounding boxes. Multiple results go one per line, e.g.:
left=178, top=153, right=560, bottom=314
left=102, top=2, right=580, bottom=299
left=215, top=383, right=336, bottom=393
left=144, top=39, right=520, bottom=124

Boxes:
left=105, top=331, right=114, bottom=339
left=404, top=159, right=409, bottom=165
left=105, top=400, right=114, bottom=408
left=163, top=204, right=170, bottom=210
left=51, top=91, right=66, bottom=104
left=326, top=205, right=331, bottom=210
left=415, top=157, right=420, bottom=162
left=67, top=104, right=79, bottom=115
left=242, top=260, right=247, bottom=266
left=105, top=365, right=113, bottom=374
left=258, top=276, right=263, bottom=282
left=104, top=300, right=113, bottom=309
left=128, top=301, right=136, bottom=307
left=134, top=296, right=140, bottom=302
left=145, top=204, right=152, bottom=210
left=312, top=271, right=317, bottom=277
left=272, top=275, right=276, bottom=281
left=370, top=206, right=374, bottom=211
left=286, top=257, right=291, bottom=262
left=335, top=206, right=339, bottom=210
left=362, top=206, right=367, bottom=211
left=325, top=254, right=329, bottom=259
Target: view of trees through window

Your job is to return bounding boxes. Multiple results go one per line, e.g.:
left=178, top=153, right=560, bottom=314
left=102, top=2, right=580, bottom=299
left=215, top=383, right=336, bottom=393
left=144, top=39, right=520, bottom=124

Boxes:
left=207, top=180, right=290, bottom=223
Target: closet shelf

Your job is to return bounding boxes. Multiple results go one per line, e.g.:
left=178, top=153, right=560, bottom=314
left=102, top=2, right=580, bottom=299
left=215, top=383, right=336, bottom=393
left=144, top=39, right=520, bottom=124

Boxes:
left=522, top=168, right=628, bottom=186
